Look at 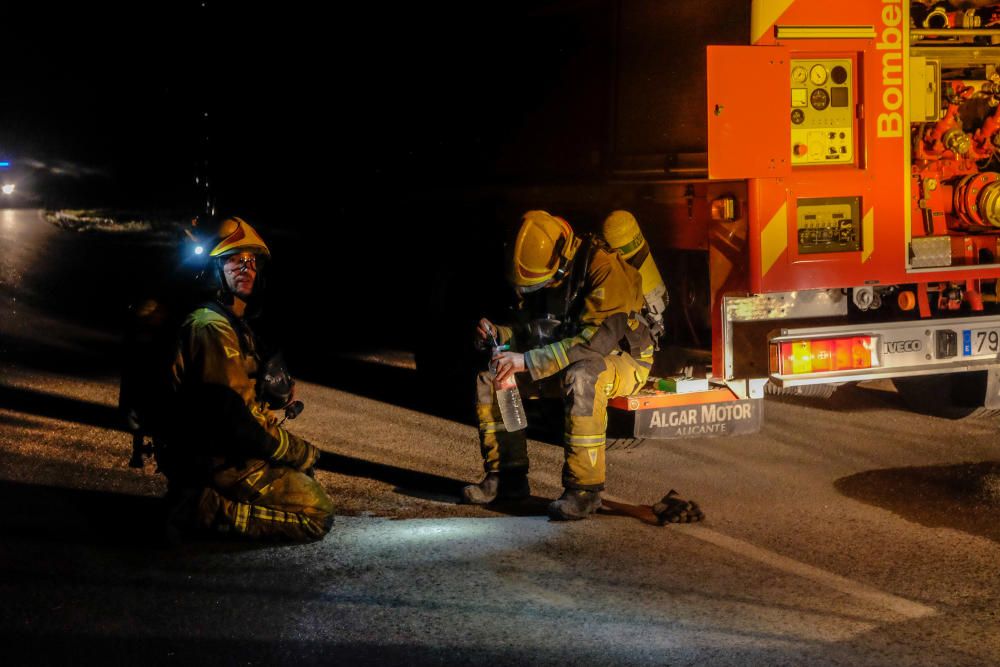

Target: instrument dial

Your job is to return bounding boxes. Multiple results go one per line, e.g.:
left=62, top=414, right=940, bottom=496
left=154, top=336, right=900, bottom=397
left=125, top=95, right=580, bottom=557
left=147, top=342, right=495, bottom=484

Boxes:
left=810, top=88, right=830, bottom=111
left=809, top=64, right=828, bottom=86
left=792, top=66, right=807, bottom=84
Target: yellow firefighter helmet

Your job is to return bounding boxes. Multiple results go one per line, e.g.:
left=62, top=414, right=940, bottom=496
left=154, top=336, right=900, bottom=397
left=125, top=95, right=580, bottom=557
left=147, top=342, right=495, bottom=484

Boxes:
left=508, top=210, right=581, bottom=292
left=209, top=216, right=271, bottom=259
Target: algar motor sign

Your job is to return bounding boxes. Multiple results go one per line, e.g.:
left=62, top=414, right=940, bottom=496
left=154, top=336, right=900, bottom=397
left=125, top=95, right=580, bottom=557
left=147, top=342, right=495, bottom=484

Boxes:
left=635, top=399, right=763, bottom=439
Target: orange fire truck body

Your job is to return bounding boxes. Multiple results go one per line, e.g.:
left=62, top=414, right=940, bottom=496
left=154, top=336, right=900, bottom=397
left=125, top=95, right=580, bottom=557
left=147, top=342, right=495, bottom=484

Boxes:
left=605, top=1, right=1000, bottom=435
left=696, top=1, right=1000, bottom=395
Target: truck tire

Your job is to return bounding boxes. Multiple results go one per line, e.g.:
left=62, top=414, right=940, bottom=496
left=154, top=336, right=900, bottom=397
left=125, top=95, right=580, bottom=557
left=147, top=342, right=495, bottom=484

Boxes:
left=893, top=371, right=1000, bottom=419
left=764, top=382, right=838, bottom=400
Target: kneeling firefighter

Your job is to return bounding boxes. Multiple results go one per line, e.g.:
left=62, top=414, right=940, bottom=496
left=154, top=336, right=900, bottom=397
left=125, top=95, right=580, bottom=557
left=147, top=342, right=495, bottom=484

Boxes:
left=159, top=216, right=334, bottom=541
left=463, top=210, right=657, bottom=520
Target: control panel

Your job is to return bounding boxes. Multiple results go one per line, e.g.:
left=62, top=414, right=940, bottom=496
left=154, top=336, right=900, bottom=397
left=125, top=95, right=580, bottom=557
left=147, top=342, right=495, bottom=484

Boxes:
left=796, top=196, right=861, bottom=254
left=790, top=58, right=854, bottom=166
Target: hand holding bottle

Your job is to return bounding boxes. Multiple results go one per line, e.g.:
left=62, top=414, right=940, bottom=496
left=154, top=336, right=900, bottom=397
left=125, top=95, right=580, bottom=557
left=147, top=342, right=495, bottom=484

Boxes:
left=491, top=349, right=525, bottom=387
left=488, top=340, right=527, bottom=432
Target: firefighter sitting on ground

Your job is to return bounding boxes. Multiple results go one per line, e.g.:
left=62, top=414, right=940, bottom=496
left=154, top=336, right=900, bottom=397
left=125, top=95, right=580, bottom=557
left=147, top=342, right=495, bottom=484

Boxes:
left=463, top=209, right=689, bottom=520
left=157, top=216, right=334, bottom=541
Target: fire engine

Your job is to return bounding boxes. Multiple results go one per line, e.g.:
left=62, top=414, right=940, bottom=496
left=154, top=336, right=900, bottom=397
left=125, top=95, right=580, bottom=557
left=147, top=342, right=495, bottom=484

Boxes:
left=589, top=0, right=1000, bottom=436
left=407, top=1, right=1000, bottom=437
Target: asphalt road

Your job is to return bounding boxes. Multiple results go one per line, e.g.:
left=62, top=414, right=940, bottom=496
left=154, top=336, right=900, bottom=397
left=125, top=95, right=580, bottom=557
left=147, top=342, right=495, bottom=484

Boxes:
left=2, top=209, right=1000, bottom=665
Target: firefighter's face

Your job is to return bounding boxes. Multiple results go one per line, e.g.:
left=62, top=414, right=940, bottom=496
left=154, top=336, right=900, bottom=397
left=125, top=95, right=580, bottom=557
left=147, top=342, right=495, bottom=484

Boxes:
left=222, top=252, right=257, bottom=299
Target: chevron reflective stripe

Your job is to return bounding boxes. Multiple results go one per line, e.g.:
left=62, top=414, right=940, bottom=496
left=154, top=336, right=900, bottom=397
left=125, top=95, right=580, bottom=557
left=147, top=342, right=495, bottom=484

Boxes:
left=272, top=429, right=290, bottom=460
left=862, top=207, right=874, bottom=264
left=480, top=421, right=505, bottom=434
left=761, top=202, right=788, bottom=278
left=751, top=0, right=795, bottom=43
left=635, top=358, right=653, bottom=370
left=580, top=326, right=598, bottom=342
left=565, top=433, right=606, bottom=447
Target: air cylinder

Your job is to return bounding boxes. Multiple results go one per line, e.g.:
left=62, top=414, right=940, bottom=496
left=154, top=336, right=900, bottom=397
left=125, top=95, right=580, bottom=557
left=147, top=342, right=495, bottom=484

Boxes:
left=601, top=210, right=668, bottom=327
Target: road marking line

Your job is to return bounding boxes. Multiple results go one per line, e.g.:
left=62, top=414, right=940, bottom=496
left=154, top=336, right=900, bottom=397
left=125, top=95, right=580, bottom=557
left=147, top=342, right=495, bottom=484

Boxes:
left=549, top=477, right=934, bottom=619
left=674, top=524, right=936, bottom=619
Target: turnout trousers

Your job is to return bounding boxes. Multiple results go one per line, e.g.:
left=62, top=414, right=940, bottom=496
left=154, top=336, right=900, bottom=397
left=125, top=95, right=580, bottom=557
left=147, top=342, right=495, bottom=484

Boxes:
left=195, top=459, right=334, bottom=541
left=475, top=352, right=647, bottom=490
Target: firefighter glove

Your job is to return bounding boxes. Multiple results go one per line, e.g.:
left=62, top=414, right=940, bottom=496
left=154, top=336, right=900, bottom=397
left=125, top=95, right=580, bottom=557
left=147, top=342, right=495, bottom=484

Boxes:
left=652, top=489, right=704, bottom=524
left=275, top=430, right=321, bottom=472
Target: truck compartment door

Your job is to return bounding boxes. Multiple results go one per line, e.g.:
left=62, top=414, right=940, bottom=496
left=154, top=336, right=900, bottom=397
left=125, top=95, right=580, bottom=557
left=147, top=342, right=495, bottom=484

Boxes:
left=707, top=46, right=790, bottom=180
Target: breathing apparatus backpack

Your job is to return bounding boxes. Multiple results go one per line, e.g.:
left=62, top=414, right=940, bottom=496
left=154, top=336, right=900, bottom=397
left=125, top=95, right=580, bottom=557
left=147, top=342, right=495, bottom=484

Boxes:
left=119, top=288, right=194, bottom=468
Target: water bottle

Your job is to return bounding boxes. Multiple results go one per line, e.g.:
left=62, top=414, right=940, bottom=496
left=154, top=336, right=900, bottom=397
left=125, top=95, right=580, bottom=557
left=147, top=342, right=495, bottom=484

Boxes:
left=491, top=346, right=527, bottom=432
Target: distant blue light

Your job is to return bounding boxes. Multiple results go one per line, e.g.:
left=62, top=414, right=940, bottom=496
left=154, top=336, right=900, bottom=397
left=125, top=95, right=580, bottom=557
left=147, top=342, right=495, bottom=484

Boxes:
left=194, top=245, right=205, bottom=255
left=0, top=162, right=9, bottom=169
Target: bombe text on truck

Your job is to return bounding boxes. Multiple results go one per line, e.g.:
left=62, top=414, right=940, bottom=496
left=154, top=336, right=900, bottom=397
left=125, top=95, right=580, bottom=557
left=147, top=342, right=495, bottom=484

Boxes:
left=877, top=0, right=904, bottom=138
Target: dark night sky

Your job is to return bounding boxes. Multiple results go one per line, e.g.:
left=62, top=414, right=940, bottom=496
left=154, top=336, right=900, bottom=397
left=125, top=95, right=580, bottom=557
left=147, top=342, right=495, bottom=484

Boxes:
left=0, top=1, right=618, bottom=219
left=1, top=3, right=196, bottom=207
left=0, top=1, right=625, bottom=359
left=2, top=0, right=751, bottom=224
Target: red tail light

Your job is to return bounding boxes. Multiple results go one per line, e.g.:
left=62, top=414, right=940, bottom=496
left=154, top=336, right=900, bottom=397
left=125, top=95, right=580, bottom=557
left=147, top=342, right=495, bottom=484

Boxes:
left=775, top=336, right=878, bottom=375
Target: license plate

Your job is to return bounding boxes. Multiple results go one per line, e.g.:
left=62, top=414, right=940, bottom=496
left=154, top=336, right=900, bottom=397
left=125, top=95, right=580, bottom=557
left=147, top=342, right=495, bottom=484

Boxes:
left=963, top=329, right=1000, bottom=356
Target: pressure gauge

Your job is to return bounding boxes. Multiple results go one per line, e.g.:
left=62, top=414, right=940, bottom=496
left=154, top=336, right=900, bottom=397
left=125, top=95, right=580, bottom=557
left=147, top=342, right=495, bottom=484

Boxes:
left=810, top=88, right=830, bottom=111
left=792, top=66, right=807, bottom=84
left=810, top=64, right=828, bottom=86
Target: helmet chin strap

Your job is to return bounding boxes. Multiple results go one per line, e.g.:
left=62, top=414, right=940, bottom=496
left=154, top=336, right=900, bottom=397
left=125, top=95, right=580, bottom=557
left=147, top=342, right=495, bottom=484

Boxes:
left=552, top=234, right=582, bottom=282
left=215, top=261, right=235, bottom=305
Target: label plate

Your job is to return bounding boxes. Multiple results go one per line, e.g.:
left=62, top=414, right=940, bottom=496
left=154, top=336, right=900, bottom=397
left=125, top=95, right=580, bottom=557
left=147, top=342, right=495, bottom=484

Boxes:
left=633, top=399, right=763, bottom=439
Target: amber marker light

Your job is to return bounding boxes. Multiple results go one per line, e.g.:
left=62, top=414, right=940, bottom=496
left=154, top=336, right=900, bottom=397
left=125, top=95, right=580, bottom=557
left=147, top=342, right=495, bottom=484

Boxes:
left=897, top=290, right=917, bottom=311
left=710, top=196, right=737, bottom=221
left=774, top=336, right=879, bottom=375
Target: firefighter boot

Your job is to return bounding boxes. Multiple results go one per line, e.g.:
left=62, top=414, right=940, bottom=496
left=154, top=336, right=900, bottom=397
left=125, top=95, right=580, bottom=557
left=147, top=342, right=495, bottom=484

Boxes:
left=461, top=471, right=530, bottom=505
left=547, top=489, right=602, bottom=520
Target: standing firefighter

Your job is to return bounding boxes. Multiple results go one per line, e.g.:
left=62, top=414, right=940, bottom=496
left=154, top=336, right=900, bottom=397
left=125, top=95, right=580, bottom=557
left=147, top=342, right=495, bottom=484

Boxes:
left=463, top=210, right=657, bottom=520
left=161, top=216, right=333, bottom=541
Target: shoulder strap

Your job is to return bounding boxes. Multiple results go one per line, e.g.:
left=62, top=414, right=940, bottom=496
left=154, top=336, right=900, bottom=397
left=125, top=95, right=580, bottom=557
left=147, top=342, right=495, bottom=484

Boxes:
left=563, top=235, right=595, bottom=324
left=201, top=300, right=256, bottom=359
